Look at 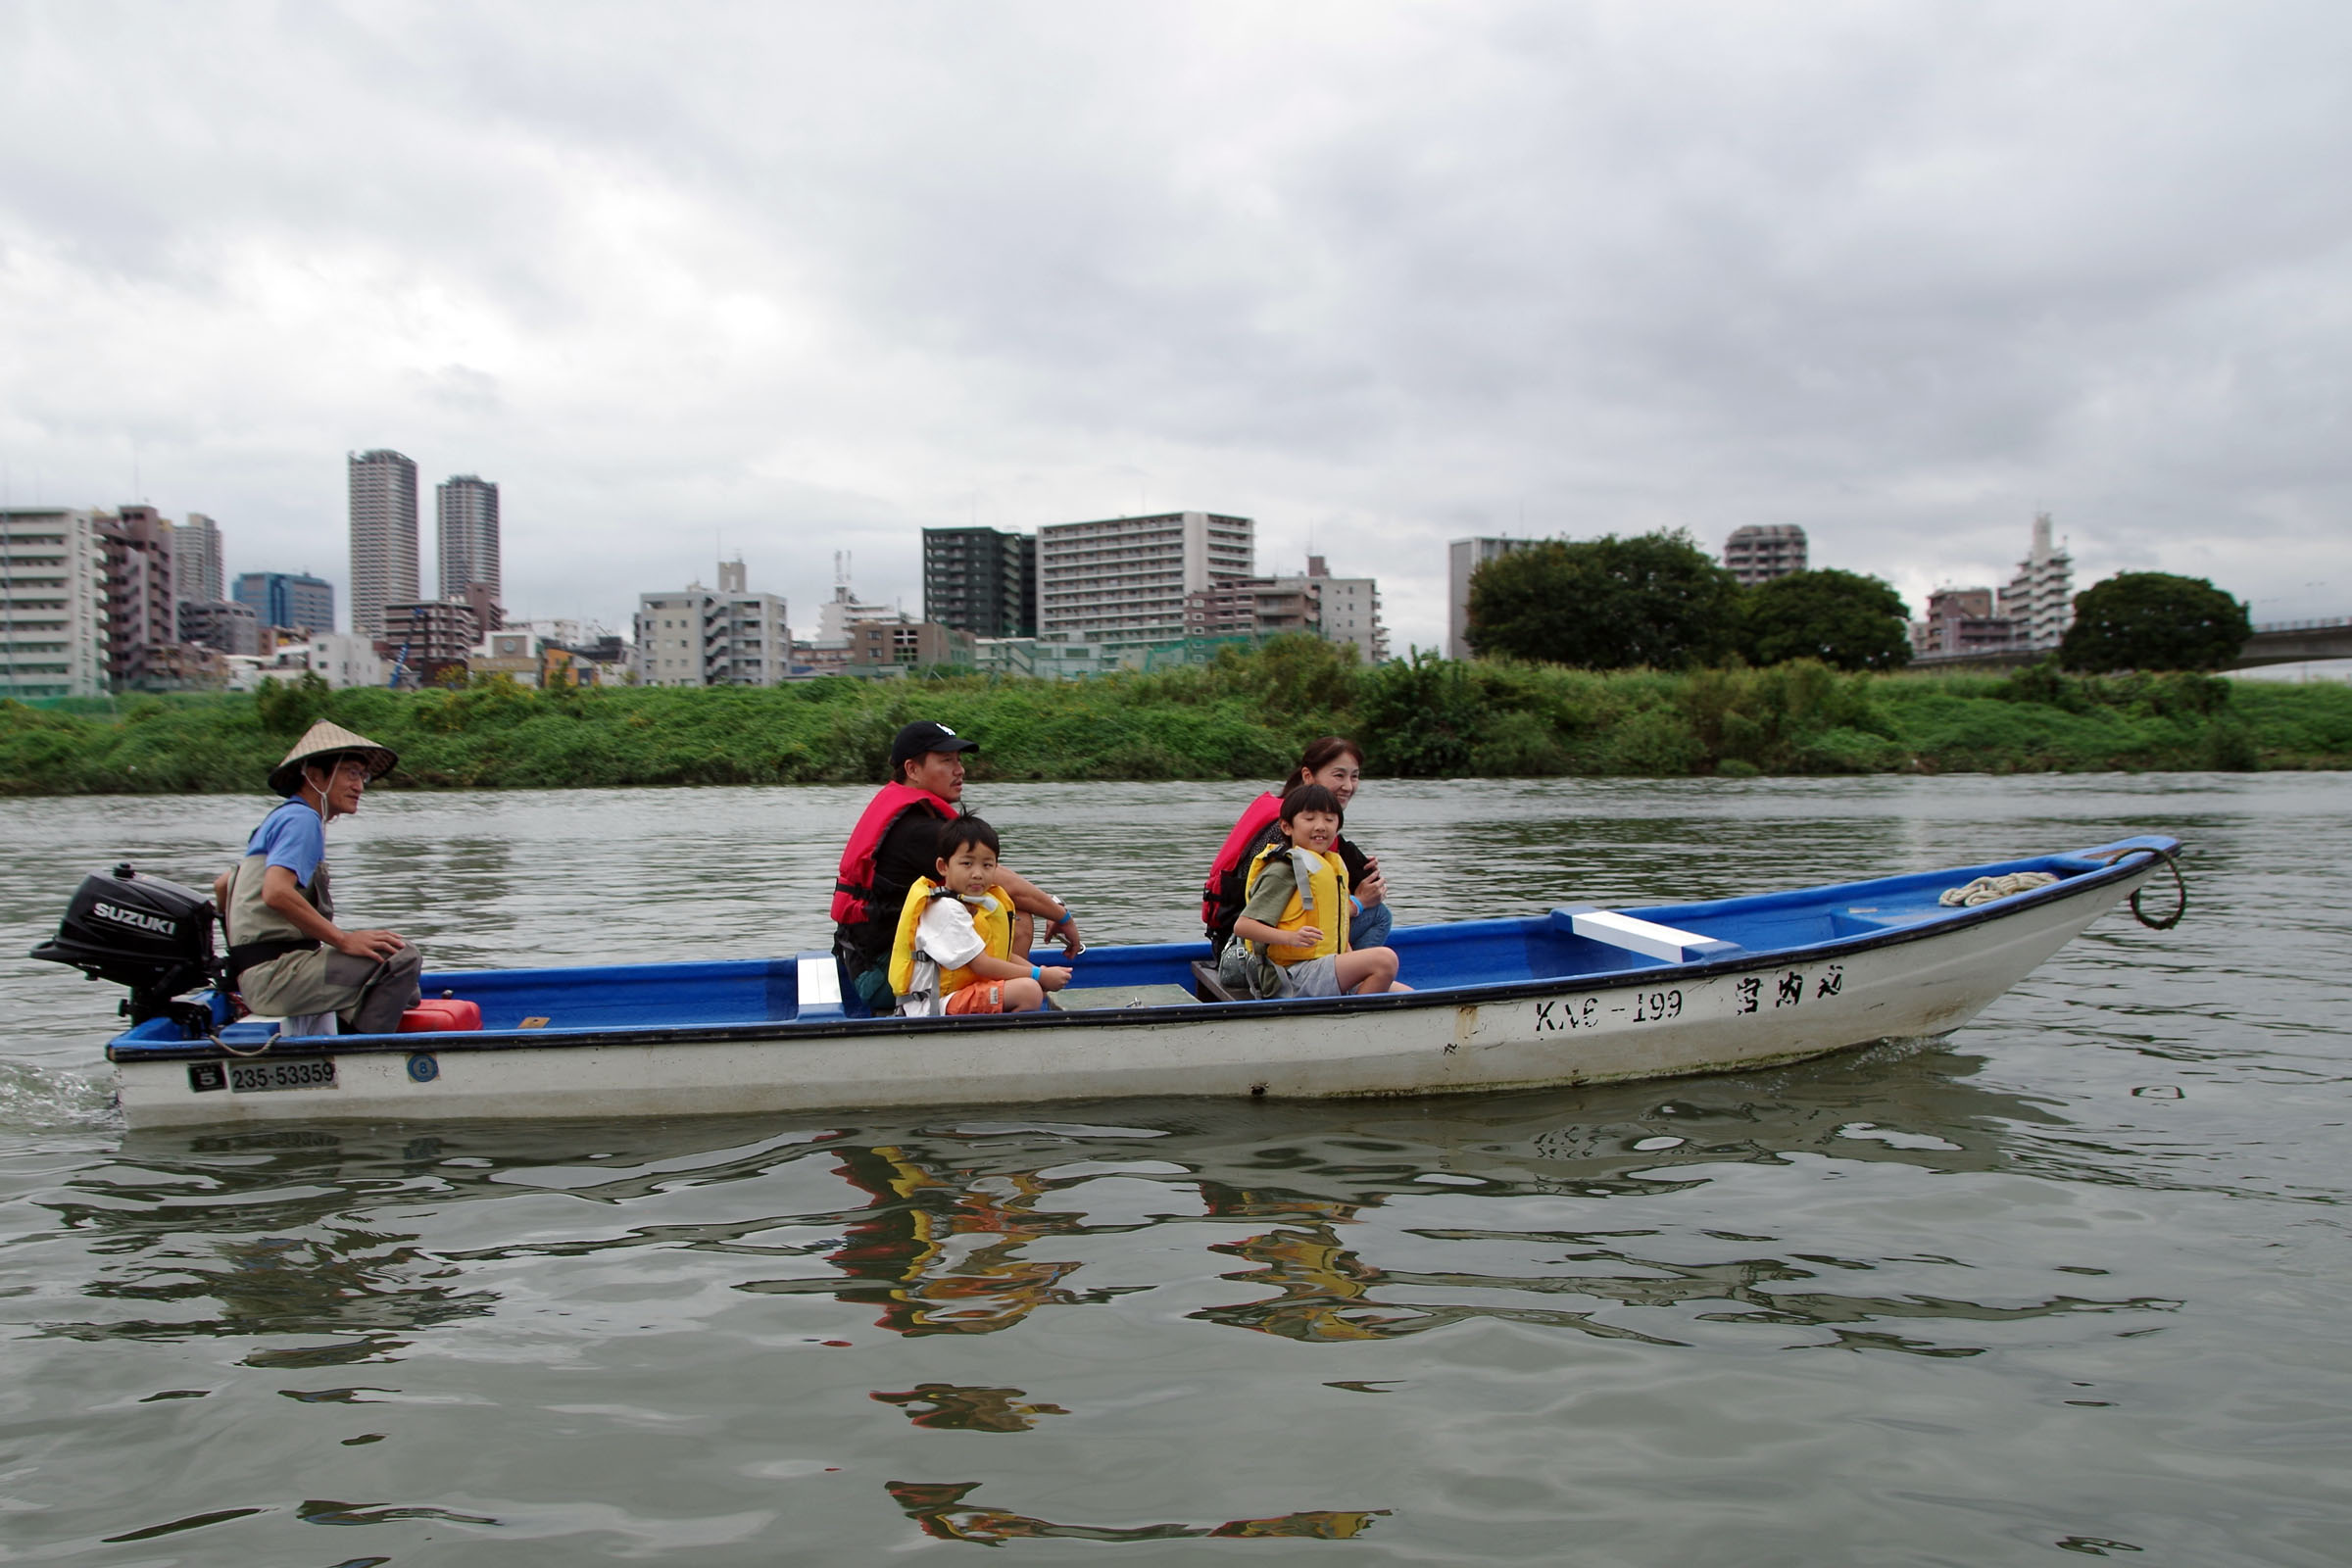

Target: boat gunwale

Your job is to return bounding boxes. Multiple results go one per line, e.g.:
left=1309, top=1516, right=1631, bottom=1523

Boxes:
left=106, top=838, right=2177, bottom=1065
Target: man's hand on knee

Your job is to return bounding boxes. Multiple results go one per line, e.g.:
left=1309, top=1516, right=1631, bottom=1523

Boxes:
left=335, top=929, right=408, bottom=960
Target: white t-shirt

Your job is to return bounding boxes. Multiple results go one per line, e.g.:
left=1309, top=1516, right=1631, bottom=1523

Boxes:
left=900, top=894, right=994, bottom=1016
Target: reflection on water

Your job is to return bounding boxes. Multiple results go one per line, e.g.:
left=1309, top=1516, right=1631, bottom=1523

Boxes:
left=46, top=1043, right=2180, bottom=1369
left=5, top=774, right=2349, bottom=1561
left=886, top=1481, right=1387, bottom=1544
left=872, top=1382, right=1069, bottom=1431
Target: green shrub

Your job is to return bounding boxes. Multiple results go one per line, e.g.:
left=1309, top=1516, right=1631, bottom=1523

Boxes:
left=4, top=649, right=2347, bottom=794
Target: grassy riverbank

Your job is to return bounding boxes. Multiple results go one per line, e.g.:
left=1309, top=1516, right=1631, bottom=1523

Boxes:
left=3, top=643, right=2347, bottom=794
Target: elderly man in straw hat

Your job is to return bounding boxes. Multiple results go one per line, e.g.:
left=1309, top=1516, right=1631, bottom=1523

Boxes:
left=211, top=719, right=423, bottom=1034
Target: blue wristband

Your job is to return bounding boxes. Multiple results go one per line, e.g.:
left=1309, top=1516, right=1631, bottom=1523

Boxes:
left=1031, top=965, right=1042, bottom=981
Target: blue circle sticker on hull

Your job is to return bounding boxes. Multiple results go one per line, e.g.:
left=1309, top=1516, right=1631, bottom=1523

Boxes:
left=406, top=1054, right=440, bottom=1084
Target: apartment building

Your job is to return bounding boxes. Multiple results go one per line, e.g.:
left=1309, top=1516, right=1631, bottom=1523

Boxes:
left=1448, top=536, right=1537, bottom=660
left=711, top=561, right=790, bottom=685
left=1913, top=586, right=2019, bottom=659
left=847, top=618, right=972, bottom=670
left=0, top=508, right=111, bottom=698
left=1183, top=577, right=1318, bottom=640
left=380, top=599, right=481, bottom=665
left=923, top=526, right=1036, bottom=638
left=1039, top=511, right=1253, bottom=643
left=1308, top=560, right=1389, bottom=664
left=178, top=598, right=262, bottom=657
left=97, top=506, right=179, bottom=688
left=633, top=561, right=791, bottom=686
left=1180, top=554, right=1390, bottom=663
left=2000, top=513, right=2074, bottom=652
left=1723, top=524, right=1809, bottom=587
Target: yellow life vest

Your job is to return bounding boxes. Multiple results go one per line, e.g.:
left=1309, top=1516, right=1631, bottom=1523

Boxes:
left=1243, top=843, right=1350, bottom=965
left=888, top=877, right=1013, bottom=999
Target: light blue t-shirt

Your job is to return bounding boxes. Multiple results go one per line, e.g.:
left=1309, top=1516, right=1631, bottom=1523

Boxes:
left=245, top=800, right=326, bottom=887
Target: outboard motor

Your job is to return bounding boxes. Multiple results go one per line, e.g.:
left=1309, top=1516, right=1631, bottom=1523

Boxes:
left=29, top=863, right=223, bottom=1033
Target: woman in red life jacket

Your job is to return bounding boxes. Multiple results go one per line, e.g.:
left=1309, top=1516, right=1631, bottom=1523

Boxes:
left=1201, top=736, right=1391, bottom=991
left=832, top=720, right=1082, bottom=1014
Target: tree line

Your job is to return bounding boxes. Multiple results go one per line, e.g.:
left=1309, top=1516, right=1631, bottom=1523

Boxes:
left=7, top=630, right=2344, bottom=797
left=1466, top=530, right=2255, bottom=673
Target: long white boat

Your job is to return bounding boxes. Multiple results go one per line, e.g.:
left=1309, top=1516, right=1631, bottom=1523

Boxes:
left=37, top=836, right=2181, bottom=1129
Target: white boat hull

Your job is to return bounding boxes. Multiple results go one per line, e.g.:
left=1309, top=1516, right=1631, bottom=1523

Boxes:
left=111, top=853, right=2154, bottom=1128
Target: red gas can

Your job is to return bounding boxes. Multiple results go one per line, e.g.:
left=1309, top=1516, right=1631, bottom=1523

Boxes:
left=399, top=999, right=483, bottom=1033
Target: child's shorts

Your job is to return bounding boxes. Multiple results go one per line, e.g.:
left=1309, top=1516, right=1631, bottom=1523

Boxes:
left=1265, top=955, right=1344, bottom=999
left=946, top=979, right=1010, bottom=1014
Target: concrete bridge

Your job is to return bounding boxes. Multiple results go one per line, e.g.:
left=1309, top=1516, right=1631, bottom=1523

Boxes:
left=1909, top=616, right=2352, bottom=674
left=2233, top=617, right=2352, bottom=669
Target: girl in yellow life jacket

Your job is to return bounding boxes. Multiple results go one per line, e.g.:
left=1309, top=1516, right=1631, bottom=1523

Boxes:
left=1233, top=785, right=1410, bottom=999
left=888, top=816, right=1072, bottom=1017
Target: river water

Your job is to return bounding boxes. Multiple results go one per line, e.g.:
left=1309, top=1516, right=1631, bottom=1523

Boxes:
left=1, top=774, right=2345, bottom=1564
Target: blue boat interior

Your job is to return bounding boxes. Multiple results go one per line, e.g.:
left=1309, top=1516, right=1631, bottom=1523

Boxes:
left=107, top=836, right=2175, bottom=1055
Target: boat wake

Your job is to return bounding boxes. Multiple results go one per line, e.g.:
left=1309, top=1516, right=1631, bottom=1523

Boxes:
left=0, top=1058, right=121, bottom=1134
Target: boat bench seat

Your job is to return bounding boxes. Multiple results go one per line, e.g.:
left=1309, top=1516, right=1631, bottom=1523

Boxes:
left=1551, top=906, right=1742, bottom=963
left=1190, top=961, right=1239, bottom=1003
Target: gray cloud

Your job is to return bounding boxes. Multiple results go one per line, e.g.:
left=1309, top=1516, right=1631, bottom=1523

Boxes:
left=3, top=0, right=2346, bottom=647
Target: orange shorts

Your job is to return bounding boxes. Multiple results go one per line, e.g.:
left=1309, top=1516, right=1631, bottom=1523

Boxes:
left=945, top=980, right=1008, bottom=1015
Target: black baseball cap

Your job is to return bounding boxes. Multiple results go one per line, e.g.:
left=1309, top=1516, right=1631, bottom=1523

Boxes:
left=890, top=720, right=979, bottom=768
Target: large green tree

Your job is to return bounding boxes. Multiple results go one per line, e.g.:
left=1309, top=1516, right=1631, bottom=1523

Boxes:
left=1738, top=568, right=1913, bottom=671
left=1466, top=531, right=1740, bottom=669
left=2059, top=572, right=2251, bottom=672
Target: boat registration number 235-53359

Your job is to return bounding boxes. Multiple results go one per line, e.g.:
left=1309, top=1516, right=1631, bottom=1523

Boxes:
left=186, top=1057, right=340, bottom=1094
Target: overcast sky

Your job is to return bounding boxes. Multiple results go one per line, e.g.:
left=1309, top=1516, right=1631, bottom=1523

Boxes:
left=4, top=1, right=2346, bottom=652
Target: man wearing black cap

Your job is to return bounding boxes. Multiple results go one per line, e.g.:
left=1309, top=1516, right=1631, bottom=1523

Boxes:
left=831, top=720, right=1082, bottom=1013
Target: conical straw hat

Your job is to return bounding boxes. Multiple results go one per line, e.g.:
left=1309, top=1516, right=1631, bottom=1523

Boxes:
left=268, top=720, right=399, bottom=797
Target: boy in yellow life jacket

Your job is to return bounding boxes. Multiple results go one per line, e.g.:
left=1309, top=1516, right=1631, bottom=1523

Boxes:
left=1233, top=784, right=1408, bottom=1000
left=888, top=816, right=1073, bottom=1016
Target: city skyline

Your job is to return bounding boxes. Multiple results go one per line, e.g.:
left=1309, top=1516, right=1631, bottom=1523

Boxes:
left=4, top=8, right=2346, bottom=656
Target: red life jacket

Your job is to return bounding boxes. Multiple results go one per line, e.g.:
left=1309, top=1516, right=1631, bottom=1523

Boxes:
left=831, top=783, right=956, bottom=927
left=1200, top=791, right=1284, bottom=945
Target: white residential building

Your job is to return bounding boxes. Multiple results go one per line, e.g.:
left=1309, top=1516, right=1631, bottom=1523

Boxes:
left=635, top=586, right=719, bottom=687
left=814, top=582, right=904, bottom=644
left=1723, top=524, right=1808, bottom=586
left=712, top=560, right=790, bottom=685
left=2000, top=513, right=2075, bottom=652
left=1448, top=536, right=1537, bottom=661
left=1, top=508, right=112, bottom=699
left=254, top=632, right=387, bottom=690
left=1303, top=557, right=1388, bottom=663
left=633, top=561, right=791, bottom=686
left=1039, top=511, right=1254, bottom=643
left=307, top=632, right=391, bottom=689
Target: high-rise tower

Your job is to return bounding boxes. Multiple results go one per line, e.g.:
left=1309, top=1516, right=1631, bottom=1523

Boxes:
left=172, top=514, right=224, bottom=604
left=923, top=526, right=1037, bottom=638
left=348, top=450, right=419, bottom=639
left=436, top=474, right=501, bottom=604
